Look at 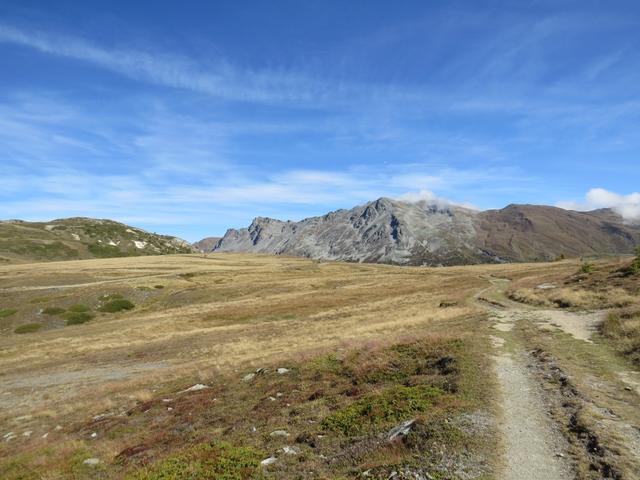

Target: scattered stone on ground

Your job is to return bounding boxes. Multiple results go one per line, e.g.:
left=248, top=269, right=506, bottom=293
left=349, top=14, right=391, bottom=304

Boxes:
left=260, top=456, right=277, bottom=466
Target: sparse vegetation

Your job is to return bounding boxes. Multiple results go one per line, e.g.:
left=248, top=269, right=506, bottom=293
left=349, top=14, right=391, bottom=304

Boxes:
left=14, top=323, right=42, bottom=334
left=0, top=308, right=18, bottom=318
left=42, top=306, right=66, bottom=315
left=88, top=244, right=129, bottom=258
left=99, top=293, right=123, bottom=301
left=68, top=304, right=91, bottom=313
left=600, top=306, right=640, bottom=366
left=98, top=299, right=135, bottom=313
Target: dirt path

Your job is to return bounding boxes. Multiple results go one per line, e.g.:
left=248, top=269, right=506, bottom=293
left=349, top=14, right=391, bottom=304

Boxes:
left=489, top=310, right=573, bottom=480
left=480, top=275, right=640, bottom=479
left=478, top=278, right=573, bottom=479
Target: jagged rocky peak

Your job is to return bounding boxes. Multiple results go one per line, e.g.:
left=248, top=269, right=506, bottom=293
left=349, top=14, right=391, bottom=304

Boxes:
left=208, top=198, right=640, bottom=266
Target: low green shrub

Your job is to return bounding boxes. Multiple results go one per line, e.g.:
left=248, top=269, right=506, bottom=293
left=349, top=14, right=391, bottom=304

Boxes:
left=154, top=284, right=165, bottom=289
left=98, top=299, right=135, bottom=313
left=0, top=308, right=18, bottom=318
left=64, top=311, right=95, bottom=325
left=42, top=307, right=65, bottom=316
left=322, top=385, right=444, bottom=436
left=128, top=441, right=264, bottom=480
left=580, top=262, right=594, bottom=274
left=14, top=323, right=42, bottom=334
left=627, top=247, right=640, bottom=275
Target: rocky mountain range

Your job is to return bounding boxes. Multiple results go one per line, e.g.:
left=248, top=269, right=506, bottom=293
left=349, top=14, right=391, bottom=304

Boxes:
left=0, top=218, right=195, bottom=264
left=207, top=198, right=640, bottom=265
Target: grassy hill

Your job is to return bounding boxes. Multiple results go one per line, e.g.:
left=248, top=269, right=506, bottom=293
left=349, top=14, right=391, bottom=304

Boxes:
left=0, top=218, right=194, bottom=263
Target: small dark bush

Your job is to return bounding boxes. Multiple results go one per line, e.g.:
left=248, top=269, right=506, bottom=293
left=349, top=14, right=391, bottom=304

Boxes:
left=0, top=308, right=18, bottom=318
left=580, top=262, right=594, bottom=274
left=154, top=284, right=165, bottom=289
left=64, top=311, right=95, bottom=325
left=14, top=323, right=42, bottom=334
left=42, top=307, right=65, bottom=316
left=98, top=299, right=135, bottom=313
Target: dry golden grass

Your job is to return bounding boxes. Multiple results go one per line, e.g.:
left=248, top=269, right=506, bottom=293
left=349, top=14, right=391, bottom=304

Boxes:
left=0, top=253, right=588, bottom=478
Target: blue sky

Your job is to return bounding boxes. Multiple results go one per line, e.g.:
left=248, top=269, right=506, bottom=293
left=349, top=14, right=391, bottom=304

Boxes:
left=1, top=1, right=639, bottom=241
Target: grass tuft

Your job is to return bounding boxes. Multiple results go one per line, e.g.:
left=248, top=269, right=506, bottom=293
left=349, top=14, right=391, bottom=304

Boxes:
left=0, top=308, right=18, bottom=318
left=14, top=323, right=42, bottom=334
left=99, top=299, right=135, bottom=313
left=63, top=311, right=95, bottom=325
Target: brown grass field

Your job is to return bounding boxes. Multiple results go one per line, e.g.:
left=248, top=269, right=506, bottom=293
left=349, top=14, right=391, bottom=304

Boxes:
left=0, top=254, right=638, bottom=479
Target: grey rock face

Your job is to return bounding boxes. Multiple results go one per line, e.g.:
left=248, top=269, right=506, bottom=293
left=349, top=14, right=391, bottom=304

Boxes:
left=214, top=198, right=482, bottom=265
left=212, top=198, right=640, bottom=266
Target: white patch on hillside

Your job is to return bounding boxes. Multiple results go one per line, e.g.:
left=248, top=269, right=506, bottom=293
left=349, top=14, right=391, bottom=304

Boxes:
left=71, top=233, right=80, bottom=241
left=107, top=240, right=119, bottom=246
left=133, top=240, right=147, bottom=249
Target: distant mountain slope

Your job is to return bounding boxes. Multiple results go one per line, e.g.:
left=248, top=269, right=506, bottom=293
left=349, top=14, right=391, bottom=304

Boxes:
left=193, top=236, right=221, bottom=252
left=0, top=218, right=195, bottom=263
left=475, top=205, right=640, bottom=262
left=208, top=198, right=640, bottom=266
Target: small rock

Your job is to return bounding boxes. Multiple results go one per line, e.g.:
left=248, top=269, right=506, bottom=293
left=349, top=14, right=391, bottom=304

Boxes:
left=54, top=425, right=62, bottom=431
left=5, top=434, right=17, bottom=442
left=3, top=432, right=15, bottom=439
left=277, top=368, right=290, bottom=374
left=282, top=445, right=299, bottom=455
left=276, top=392, right=283, bottom=397
left=22, top=431, right=32, bottom=437
left=83, top=458, right=100, bottom=466
left=242, top=373, right=256, bottom=382
left=268, top=396, right=277, bottom=401
left=162, top=398, right=173, bottom=402
left=90, top=432, right=97, bottom=438
left=182, top=384, right=210, bottom=393
left=556, top=453, right=565, bottom=458
left=260, top=456, right=277, bottom=466
left=270, top=430, right=290, bottom=437
left=167, top=407, right=173, bottom=411
left=386, top=419, right=416, bottom=442
left=42, top=432, right=49, bottom=439
left=625, top=386, right=632, bottom=391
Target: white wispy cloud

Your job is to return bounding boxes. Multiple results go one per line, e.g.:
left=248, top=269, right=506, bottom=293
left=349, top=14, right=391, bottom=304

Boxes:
left=558, top=188, right=640, bottom=222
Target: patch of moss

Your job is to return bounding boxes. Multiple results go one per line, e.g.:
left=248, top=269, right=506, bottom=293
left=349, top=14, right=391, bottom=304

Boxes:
left=64, top=311, right=95, bottom=325
left=0, top=308, right=18, bottom=318
left=14, top=323, right=42, bottom=334
left=128, top=441, right=264, bottom=480
left=98, top=299, right=135, bottom=313
left=322, top=385, right=444, bottom=436
left=42, top=307, right=65, bottom=316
